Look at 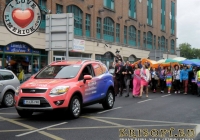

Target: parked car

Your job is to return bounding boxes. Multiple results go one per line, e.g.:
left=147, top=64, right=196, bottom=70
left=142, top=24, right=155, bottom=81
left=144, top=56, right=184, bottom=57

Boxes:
left=0, top=69, right=20, bottom=107
left=15, top=60, right=115, bottom=118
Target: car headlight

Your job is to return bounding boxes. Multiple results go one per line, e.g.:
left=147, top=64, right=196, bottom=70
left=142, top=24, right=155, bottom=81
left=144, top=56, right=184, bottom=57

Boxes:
left=50, top=86, right=70, bottom=96
left=15, top=86, right=20, bottom=96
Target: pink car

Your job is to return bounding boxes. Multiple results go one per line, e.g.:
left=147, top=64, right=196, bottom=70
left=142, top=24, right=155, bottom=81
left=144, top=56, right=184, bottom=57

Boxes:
left=15, top=60, right=115, bottom=118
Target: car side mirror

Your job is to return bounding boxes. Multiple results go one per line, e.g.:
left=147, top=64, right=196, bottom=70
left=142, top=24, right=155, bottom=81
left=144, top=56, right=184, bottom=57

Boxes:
left=83, top=75, right=92, bottom=83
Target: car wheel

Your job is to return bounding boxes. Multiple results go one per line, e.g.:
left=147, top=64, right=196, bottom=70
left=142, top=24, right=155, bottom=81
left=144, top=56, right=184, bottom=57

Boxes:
left=102, top=90, right=114, bottom=110
left=3, top=91, right=14, bottom=107
left=17, top=110, right=33, bottom=118
left=69, top=96, right=81, bottom=119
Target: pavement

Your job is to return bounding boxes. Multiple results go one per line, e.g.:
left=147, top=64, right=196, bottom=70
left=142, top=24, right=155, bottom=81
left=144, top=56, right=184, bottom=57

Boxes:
left=0, top=92, right=200, bottom=140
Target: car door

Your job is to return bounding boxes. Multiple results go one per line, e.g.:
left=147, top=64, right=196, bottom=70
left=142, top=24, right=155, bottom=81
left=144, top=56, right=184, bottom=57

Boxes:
left=78, top=65, right=97, bottom=103
left=91, top=63, right=105, bottom=99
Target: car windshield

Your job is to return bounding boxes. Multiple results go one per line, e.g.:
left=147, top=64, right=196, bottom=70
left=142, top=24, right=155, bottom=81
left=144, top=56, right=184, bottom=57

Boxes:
left=35, top=65, right=81, bottom=79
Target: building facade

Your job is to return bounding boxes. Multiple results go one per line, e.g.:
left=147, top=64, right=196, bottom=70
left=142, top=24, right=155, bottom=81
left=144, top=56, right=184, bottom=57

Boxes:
left=0, top=0, right=177, bottom=70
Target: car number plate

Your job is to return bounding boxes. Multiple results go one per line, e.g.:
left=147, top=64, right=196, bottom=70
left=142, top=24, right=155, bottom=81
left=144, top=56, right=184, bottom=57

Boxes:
left=23, top=100, right=40, bottom=105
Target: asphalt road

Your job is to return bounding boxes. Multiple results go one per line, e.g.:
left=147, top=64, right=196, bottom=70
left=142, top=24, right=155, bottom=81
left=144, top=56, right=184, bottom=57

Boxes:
left=0, top=92, right=200, bottom=140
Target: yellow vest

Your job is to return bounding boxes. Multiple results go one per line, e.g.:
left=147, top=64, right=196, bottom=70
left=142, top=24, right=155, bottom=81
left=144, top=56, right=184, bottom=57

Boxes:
left=18, top=70, right=24, bottom=81
left=197, top=71, right=200, bottom=81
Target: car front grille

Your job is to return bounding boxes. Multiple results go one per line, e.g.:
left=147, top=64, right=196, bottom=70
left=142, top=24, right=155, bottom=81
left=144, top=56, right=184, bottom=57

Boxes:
left=22, top=89, right=47, bottom=93
left=18, top=97, right=51, bottom=107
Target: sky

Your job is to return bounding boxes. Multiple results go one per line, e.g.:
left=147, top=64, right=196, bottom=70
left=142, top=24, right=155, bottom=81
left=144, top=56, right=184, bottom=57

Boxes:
left=177, top=0, right=200, bottom=48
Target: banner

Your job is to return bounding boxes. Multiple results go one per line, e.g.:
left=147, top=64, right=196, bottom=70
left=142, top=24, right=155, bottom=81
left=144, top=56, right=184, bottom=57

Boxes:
left=72, top=39, right=85, bottom=52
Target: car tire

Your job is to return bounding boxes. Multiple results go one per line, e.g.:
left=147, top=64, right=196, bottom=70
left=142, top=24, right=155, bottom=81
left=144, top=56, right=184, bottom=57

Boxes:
left=68, top=96, right=81, bottom=119
left=2, top=91, right=14, bottom=107
left=17, top=110, right=33, bottom=118
left=102, top=90, right=114, bottom=110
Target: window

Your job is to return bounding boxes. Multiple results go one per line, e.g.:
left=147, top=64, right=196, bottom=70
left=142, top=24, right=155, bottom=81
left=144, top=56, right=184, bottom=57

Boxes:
left=161, top=0, right=166, bottom=31
left=96, top=17, right=101, bottom=39
left=0, top=71, right=14, bottom=80
left=103, top=17, right=114, bottom=42
left=116, top=23, right=120, bottom=43
left=36, top=65, right=81, bottom=79
left=147, top=0, right=153, bottom=26
left=100, top=63, right=108, bottom=73
left=129, top=0, right=136, bottom=19
left=92, top=63, right=103, bottom=77
left=138, top=30, right=140, bottom=47
left=67, top=5, right=83, bottom=36
left=171, top=39, right=175, bottom=54
left=79, top=65, right=94, bottom=80
left=166, top=39, right=168, bottom=51
left=56, top=4, right=63, bottom=14
left=143, top=32, right=146, bottom=48
left=158, top=37, right=161, bottom=49
left=147, top=32, right=153, bottom=50
left=128, top=25, right=136, bottom=46
left=124, top=26, right=127, bottom=44
left=161, top=36, right=165, bottom=51
left=85, top=14, right=91, bottom=37
left=104, top=0, right=114, bottom=10
left=171, top=2, right=175, bottom=35
left=154, top=35, right=156, bottom=49
left=38, top=0, right=47, bottom=29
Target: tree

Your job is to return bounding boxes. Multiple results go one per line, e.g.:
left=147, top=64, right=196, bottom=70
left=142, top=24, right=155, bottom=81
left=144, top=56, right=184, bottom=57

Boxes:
left=179, top=43, right=200, bottom=59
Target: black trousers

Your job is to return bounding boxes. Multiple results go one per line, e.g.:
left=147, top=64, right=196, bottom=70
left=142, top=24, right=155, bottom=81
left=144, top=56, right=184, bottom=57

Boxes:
left=114, top=78, right=124, bottom=95
left=160, top=79, right=165, bottom=91
left=174, top=79, right=180, bottom=91
left=151, top=78, right=157, bottom=90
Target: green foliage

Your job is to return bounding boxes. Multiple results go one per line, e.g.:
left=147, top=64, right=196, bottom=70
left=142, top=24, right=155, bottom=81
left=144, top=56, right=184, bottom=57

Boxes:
left=179, top=43, right=200, bottom=59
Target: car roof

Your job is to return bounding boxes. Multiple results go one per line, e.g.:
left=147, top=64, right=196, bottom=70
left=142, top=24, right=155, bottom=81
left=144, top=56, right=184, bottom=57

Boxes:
left=50, top=60, right=103, bottom=66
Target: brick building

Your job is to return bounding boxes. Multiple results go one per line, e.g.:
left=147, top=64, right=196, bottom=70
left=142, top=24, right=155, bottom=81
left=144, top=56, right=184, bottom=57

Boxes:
left=0, top=0, right=177, bottom=71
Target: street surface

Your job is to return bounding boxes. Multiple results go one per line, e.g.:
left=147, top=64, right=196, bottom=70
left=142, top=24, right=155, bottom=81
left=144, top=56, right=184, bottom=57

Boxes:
left=0, top=92, right=200, bottom=140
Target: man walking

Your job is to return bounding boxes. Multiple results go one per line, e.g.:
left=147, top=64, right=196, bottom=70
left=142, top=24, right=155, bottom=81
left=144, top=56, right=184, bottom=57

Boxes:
left=114, top=61, right=124, bottom=96
left=122, top=61, right=133, bottom=97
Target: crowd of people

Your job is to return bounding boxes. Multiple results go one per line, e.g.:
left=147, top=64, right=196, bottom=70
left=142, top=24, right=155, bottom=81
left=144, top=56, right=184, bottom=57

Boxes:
left=113, top=59, right=200, bottom=98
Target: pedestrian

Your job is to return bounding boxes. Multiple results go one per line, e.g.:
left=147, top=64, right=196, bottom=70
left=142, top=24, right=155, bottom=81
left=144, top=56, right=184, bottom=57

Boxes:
left=151, top=67, right=159, bottom=93
left=139, top=64, right=150, bottom=98
left=132, top=64, right=141, bottom=97
left=113, top=50, right=124, bottom=67
left=165, top=66, right=173, bottom=94
left=173, top=65, right=181, bottom=94
left=180, top=65, right=193, bottom=95
left=195, top=68, right=200, bottom=97
left=114, top=60, right=124, bottom=97
left=122, top=61, right=133, bottom=97
left=190, top=67, right=197, bottom=95
left=158, top=65, right=166, bottom=93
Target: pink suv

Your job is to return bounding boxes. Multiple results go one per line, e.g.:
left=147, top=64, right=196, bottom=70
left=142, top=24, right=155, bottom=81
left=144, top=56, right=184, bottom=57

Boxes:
left=15, top=60, right=115, bottom=118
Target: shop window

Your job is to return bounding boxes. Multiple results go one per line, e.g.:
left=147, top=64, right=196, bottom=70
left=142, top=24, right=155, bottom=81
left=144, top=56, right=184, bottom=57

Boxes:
left=41, top=56, right=48, bottom=69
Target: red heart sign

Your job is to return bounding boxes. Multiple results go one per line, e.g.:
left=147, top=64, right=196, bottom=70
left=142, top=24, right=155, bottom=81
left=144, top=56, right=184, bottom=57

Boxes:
left=12, top=8, right=34, bottom=28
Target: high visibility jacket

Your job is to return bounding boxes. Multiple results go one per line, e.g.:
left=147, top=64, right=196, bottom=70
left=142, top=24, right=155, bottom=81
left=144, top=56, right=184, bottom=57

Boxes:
left=18, top=70, right=24, bottom=81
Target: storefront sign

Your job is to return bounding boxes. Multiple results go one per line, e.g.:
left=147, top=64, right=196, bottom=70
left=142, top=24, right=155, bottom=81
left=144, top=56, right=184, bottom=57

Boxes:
left=72, top=39, right=85, bottom=52
left=5, top=43, right=32, bottom=53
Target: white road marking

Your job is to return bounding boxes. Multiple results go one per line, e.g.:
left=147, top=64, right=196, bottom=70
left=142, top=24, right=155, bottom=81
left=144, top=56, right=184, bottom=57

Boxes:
left=97, top=107, right=122, bottom=114
left=83, top=116, right=124, bottom=126
left=16, top=122, right=67, bottom=137
left=0, top=107, right=14, bottom=110
left=137, top=99, right=152, bottom=103
left=94, top=116, right=200, bottom=126
left=48, top=123, right=195, bottom=130
left=161, top=94, right=171, bottom=97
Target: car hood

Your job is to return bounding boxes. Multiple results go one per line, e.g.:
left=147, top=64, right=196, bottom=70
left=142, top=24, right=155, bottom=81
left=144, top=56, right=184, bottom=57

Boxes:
left=20, top=79, right=74, bottom=89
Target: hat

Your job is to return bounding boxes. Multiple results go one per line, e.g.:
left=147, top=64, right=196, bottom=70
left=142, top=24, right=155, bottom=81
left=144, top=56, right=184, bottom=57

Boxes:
left=115, top=49, right=120, bottom=54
